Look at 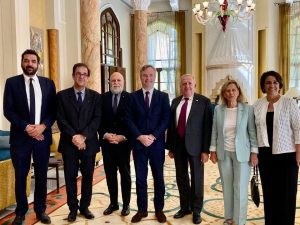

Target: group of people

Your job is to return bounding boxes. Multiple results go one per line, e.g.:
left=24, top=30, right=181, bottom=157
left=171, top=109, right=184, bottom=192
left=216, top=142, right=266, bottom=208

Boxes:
left=3, top=49, right=300, bottom=225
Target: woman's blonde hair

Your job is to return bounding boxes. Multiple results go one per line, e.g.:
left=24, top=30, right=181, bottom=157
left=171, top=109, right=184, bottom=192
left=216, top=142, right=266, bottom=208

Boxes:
left=220, top=79, right=245, bottom=105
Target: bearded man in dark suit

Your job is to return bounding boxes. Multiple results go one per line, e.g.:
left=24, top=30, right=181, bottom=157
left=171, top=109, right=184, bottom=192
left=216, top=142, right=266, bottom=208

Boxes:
left=3, top=49, right=56, bottom=225
left=99, top=72, right=131, bottom=217
left=56, top=63, right=101, bottom=222
left=166, top=74, right=213, bottom=224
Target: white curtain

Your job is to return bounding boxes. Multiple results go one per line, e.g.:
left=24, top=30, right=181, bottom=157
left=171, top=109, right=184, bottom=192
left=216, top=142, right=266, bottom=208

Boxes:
left=289, top=3, right=300, bottom=88
left=147, top=12, right=178, bottom=100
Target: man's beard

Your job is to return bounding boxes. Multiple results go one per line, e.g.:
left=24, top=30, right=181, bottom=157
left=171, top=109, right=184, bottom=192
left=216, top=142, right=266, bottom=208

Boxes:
left=22, top=65, right=38, bottom=76
left=110, top=86, right=123, bottom=94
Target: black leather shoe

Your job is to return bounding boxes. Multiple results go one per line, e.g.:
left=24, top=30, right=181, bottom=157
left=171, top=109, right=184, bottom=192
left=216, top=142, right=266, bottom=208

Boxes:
left=12, top=215, right=25, bottom=225
left=121, top=205, right=130, bottom=216
left=80, top=208, right=95, bottom=219
left=192, top=212, right=202, bottom=224
left=131, top=211, right=148, bottom=223
left=173, top=209, right=192, bottom=219
left=67, top=210, right=77, bottom=222
left=36, top=213, right=51, bottom=224
left=103, top=204, right=119, bottom=215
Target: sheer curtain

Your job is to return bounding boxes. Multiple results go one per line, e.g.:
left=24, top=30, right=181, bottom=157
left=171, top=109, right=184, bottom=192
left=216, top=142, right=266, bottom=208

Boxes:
left=147, top=12, right=178, bottom=100
left=289, top=2, right=300, bottom=89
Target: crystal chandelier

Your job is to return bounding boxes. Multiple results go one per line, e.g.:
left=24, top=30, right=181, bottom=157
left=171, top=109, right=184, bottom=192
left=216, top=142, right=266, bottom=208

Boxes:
left=192, top=0, right=256, bottom=32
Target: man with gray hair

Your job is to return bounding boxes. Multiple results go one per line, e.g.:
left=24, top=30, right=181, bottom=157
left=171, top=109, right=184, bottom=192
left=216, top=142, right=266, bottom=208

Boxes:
left=166, top=74, right=213, bottom=224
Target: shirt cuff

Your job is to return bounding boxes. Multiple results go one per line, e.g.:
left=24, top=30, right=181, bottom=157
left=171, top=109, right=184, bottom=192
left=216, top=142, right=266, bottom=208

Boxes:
left=251, top=147, right=258, bottom=154
left=209, top=146, right=216, bottom=152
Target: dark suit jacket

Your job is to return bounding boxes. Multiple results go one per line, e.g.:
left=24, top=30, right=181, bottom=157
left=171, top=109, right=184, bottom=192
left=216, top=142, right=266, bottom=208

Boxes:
left=98, top=91, right=130, bottom=149
left=56, top=87, right=101, bottom=156
left=3, top=74, right=56, bottom=147
left=126, top=89, right=170, bottom=150
left=166, top=93, right=213, bottom=156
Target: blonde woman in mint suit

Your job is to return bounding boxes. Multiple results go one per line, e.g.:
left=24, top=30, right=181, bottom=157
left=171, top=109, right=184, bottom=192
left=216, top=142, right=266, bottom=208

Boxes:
left=210, top=80, right=258, bottom=225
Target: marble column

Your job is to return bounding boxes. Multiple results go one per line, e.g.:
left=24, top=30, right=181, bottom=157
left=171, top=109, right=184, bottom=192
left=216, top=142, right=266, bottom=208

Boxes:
left=48, top=29, right=60, bottom=91
left=132, top=0, right=150, bottom=90
left=80, top=0, right=101, bottom=93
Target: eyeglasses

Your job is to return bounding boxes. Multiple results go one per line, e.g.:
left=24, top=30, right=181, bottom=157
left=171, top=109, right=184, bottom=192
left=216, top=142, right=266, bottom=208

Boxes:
left=75, top=72, right=89, bottom=77
left=265, top=81, right=279, bottom=85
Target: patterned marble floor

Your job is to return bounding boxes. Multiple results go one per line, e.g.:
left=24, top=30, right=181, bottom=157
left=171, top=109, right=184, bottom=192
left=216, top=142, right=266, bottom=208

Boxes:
left=32, top=156, right=300, bottom=224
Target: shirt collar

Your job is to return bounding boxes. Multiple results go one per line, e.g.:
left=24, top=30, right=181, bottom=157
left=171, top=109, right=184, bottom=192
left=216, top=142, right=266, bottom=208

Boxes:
left=181, top=95, right=193, bottom=101
left=74, top=87, right=86, bottom=95
left=23, top=74, right=38, bottom=82
left=142, top=88, right=154, bottom=95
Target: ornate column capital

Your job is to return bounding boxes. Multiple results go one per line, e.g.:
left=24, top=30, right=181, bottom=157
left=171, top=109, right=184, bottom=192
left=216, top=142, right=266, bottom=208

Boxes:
left=131, top=0, right=151, bottom=11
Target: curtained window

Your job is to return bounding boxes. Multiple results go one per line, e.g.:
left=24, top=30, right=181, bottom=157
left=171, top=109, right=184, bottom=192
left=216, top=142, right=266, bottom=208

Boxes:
left=100, top=8, right=121, bottom=67
left=147, top=12, right=178, bottom=100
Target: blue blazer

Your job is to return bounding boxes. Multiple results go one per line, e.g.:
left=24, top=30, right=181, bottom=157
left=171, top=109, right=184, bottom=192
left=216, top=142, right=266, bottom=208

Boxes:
left=3, top=74, right=56, bottom=147
left=126, top=89, right=170, bottom=150
left=210, top=103, right=258, bottom=162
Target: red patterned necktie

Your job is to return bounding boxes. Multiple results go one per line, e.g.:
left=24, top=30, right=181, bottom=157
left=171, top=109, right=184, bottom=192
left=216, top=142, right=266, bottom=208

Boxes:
left=177, top=98, right=189, bottom=138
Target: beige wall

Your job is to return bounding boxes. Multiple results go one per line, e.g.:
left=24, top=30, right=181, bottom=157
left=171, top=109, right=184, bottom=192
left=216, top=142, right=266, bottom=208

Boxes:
left=29, top=0, right=49, bottom=78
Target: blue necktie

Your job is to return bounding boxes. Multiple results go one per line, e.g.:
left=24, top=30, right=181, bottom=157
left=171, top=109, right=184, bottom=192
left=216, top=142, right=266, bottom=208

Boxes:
left=29, top=78, right=35, bottom=124
left=113, top=94, right=118, bottom=114
left=77, top=92, right=83, bottom=108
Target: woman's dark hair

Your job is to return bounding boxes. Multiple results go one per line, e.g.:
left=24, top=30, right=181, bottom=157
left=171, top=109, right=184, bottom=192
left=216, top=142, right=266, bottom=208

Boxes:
left=260, top=71, right=283, bottom=93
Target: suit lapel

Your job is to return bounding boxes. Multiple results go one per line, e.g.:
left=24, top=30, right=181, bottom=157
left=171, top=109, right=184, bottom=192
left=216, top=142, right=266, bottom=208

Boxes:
left=236, top=103, right=244, bottom=133
left=38, top=76, right=46, bottom=117
left=81, top=88, right=92, bottom=110
left=67, top=88, right=78, bottom=111
left=18, top=75, right=30, bottom=114
left=220, top=104, right=226, bottom=135
left=137, top=89, right=147, bottom=111
left=150, top=89, right=158, bottom=111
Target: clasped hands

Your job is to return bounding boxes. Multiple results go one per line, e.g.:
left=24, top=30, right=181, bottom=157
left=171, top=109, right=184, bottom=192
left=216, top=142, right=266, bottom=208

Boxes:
left=72, top=134, right=86, bottom=150
left=137, top=134, right=155, bottom=147
left=26, top=124, right=46, bottom=141
left=104, top=133, right=125, bottom=144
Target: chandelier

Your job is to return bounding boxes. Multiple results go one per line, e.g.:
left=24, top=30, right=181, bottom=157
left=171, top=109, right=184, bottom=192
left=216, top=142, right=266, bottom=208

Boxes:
left=192, top=0, right=256, bottom=32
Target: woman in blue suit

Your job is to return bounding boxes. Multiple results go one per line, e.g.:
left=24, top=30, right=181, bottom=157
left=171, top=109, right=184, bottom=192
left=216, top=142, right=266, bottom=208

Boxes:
left=210, top=80, right=258, bottom=225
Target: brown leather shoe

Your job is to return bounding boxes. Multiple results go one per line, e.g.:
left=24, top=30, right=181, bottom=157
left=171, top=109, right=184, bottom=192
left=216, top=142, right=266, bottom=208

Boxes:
left=131, top=211, right=148, bottom=223
left=155, top=211, right=167, bottom=223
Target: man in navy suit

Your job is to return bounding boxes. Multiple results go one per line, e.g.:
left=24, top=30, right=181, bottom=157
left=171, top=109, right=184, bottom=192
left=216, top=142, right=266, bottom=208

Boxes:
left=3, top=49, right=56, bottom=225
left=56, top=63, right=101, bottom=222
left=126, top=65, right=170, bottom=223
left=99, top=72, right=131, bottom=217
left=166, top=74, right=213, bottom=224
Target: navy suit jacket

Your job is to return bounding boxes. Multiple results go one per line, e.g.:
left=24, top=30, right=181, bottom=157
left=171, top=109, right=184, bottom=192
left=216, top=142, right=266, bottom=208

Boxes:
left=126, top=89, right=170, bottom=150
left=98, top=91, right=130, bottom=149
left=3, top=74, right=56, bottom=147
left=56, top=87, right=101, bottom=156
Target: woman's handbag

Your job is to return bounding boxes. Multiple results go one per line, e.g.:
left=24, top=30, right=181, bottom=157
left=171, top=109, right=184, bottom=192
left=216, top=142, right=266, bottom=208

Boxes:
left=250, top=165, right=260, bottom=207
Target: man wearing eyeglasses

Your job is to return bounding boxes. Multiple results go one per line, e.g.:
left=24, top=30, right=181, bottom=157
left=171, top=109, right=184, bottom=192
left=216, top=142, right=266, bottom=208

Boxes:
left=56, top=63, right=102, bottom=222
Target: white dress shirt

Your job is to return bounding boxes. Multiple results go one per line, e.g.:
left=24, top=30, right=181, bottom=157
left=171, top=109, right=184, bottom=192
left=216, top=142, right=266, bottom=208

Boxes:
left=24, top=74, right=42, bottom=125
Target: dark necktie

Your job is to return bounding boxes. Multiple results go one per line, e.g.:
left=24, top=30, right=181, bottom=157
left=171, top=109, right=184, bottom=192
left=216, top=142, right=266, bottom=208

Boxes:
left=77, top=92, right=83, bottom=108
left=113, top=94, right=118, bottom=114
left=177, top=98, right=189, bottom=138
left=29, top=78, right=35, bottom=124
left=145, top=91, right=150, bottom=110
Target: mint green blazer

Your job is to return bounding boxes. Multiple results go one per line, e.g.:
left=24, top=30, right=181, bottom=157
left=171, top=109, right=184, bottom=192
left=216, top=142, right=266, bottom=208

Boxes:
left=210, top=102, right=258, bottom=162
